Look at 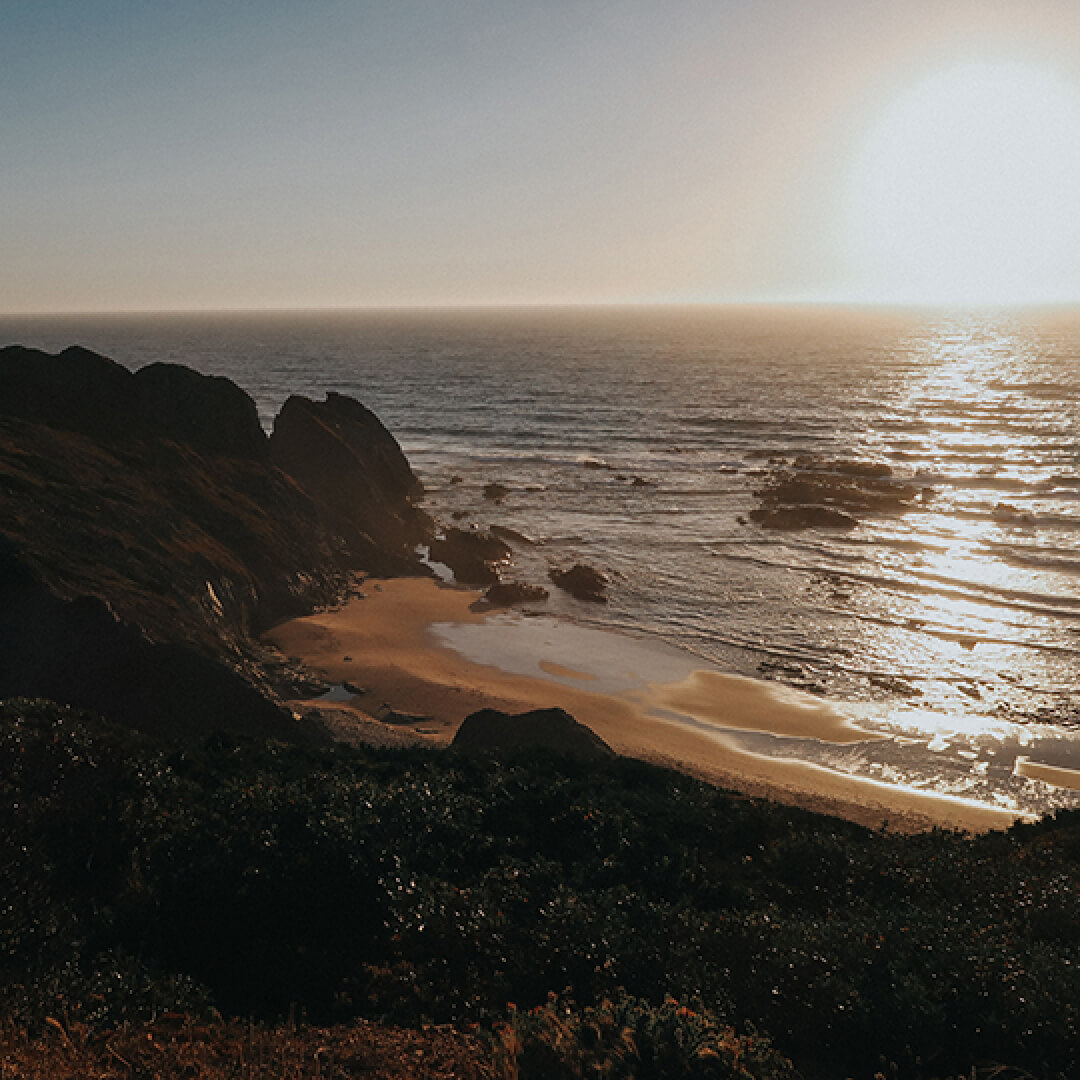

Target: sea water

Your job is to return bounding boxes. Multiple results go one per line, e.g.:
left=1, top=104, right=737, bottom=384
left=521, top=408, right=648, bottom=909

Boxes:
left=4, top=305, right=1079, bottom=815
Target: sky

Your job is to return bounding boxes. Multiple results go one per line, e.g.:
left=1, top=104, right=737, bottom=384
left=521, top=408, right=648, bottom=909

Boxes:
left=6, top=0, right=1080, bottom=313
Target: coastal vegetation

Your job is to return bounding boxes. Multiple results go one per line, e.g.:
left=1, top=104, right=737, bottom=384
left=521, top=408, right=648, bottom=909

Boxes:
left=3, top=697, right=1078, bottom=1078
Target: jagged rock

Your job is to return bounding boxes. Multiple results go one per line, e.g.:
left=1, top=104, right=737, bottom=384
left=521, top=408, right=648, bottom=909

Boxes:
left=133, top=362, right=268, bottom=460
left=451, top=706, right=614, bottom=761
left=549, top=563, right=608, bottom=603
left=0, top=345, right=137, bottom=442
left=0, top=345, right=268, bottom=459
left=270, top=392, right=432, bottom=570
left=483, top=482, right=510, bottom=501
left=476, top=582, right=550, bottom=609
left=428, top=527, right=512, bottom=585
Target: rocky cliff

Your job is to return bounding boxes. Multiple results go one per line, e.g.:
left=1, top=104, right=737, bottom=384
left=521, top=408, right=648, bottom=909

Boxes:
left=0, top=345, right=432, bottom=739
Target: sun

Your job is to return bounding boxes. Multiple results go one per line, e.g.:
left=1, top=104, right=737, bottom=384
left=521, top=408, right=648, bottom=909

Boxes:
left=840, top=58, right=1080, bottom=307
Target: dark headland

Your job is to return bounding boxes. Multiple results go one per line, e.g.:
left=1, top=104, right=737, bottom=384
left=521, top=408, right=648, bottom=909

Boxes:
left=2, top=345, right=1078, bottom=1079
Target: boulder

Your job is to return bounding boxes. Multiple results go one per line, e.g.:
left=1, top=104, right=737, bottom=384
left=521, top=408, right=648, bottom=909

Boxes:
left=451, top=707, right=614, bottom=761
left=483, top=482, right=510, bottom=502
left=549, top=563, right=608, bottom=603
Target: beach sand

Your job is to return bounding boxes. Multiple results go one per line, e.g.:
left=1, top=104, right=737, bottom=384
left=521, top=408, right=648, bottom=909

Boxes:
left=265, top=577, right=1020, bottom=833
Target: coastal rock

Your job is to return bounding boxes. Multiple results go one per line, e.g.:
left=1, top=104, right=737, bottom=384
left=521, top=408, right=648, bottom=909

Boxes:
left=428, top=527, right=512, bottom=585
left=270, top=392, right=432, bottom=570
left=133, top=362, right=268, bottom=460
left=0, top=345, right=138, bottom=442
left=0, top=345, right=268, bottom=459
left=549, top=563, right=608, bottom=603
left=476, top=582, right=550, bottom=609
left=451, top=706, right=614, bottom=761
left=483, top=482, right=510, bottom=501
left=0, top=344, right=436, bottom=739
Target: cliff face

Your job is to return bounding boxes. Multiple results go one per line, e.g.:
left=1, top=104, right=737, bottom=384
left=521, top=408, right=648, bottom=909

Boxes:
left=0, top=345, right=432, bottom=739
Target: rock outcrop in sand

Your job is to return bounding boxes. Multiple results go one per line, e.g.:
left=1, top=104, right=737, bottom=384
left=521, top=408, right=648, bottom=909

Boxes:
left=0, top=345, right=431, bottom=738
left=451, top=706, right=614, bottom=761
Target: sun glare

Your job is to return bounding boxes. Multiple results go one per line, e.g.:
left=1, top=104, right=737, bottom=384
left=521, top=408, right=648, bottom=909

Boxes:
left=842, top=59, right=1080, bottom=306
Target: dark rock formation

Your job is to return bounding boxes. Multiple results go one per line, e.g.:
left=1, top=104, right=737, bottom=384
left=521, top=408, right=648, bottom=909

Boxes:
left=0, top=345, right=267, bottom=459
left=133, top=362, right=268, bottom=460
left=475, top=582, right=550, bottom=609
left=0, top=345, right=432, bottom=740
left=428, top=527, right=512, bottom=585
left=0, top=539, right=300, bottom=740
left=483, top=482, right=510, bottom=502
left=750, top=504, right=858, bottom=530
left=549, top=563, right=609, bottom=603
left=451, top=706, right=614, bottom=761
left=270, top=392, right=432, bottom=573
left=752, top=456, right=924, bottom=530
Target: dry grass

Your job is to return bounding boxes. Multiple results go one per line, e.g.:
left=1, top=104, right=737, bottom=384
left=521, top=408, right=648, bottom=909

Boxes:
left=0, top=1015, right=497, bottom=1080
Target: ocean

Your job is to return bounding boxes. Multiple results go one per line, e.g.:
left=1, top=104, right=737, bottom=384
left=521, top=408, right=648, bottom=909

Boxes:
left=4, top=304, right=1079, bottom=816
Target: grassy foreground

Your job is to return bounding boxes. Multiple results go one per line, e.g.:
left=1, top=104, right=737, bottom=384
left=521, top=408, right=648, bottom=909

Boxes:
left=2, top=697, right=1078, bottom=1078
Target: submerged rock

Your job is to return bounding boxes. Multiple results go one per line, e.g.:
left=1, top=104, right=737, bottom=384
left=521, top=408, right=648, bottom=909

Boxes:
left=549, top=563, right=608, bottom=603
left=483, top=482, right=511, bottom=502
left=451, top=706, right=614, bottom=761
left=752, top=456, right=925, bottom=530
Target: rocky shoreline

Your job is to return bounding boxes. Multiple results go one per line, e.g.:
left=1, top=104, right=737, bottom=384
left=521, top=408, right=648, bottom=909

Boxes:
left=0, top=344, right=434, bottom=740
left=0, top=343, right=613, bottom=748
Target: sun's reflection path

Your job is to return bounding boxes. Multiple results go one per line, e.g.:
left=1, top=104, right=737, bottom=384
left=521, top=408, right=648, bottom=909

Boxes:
left=780, top=312, right=1080, bottom=812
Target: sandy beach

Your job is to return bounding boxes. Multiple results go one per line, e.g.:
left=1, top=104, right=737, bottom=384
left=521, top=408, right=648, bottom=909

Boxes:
left=265, top=576, right=1021, bottom=833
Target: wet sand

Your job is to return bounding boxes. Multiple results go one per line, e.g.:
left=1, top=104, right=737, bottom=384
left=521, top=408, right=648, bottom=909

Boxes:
left=265, top=577, right=1020, bottom=833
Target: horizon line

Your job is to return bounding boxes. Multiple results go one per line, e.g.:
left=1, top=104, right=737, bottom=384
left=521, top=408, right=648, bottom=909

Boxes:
left=6, top=297, right=1080, bottom=319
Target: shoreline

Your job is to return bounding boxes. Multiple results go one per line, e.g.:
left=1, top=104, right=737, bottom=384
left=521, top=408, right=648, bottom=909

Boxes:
left=265, top=576, right=1021, bottom=834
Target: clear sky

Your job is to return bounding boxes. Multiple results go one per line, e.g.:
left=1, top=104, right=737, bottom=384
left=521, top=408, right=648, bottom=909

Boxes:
left=6, top=0, right=1080, bottom=312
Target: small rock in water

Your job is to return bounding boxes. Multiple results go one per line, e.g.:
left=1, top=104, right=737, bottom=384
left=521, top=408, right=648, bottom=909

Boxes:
left=483, top=482, right=511, bottom=501
left=549, top=563, right=608, bottom=603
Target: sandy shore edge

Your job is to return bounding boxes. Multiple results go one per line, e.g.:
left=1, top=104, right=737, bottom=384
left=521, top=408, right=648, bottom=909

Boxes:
left=265, top=577, right=1020, bottom=834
